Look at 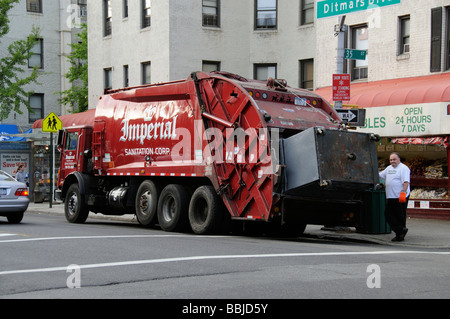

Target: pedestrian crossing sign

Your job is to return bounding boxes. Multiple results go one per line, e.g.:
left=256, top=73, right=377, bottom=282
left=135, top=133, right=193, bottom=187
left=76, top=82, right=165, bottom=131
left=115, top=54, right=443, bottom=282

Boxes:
left=42, top=112, right=63, bottom=133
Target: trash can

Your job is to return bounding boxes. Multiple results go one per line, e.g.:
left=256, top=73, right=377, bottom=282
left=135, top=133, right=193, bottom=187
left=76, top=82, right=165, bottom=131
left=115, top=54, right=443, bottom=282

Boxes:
left=34, top=190, right=44, bottom=203
left=357, top=189, right=391, bottom=234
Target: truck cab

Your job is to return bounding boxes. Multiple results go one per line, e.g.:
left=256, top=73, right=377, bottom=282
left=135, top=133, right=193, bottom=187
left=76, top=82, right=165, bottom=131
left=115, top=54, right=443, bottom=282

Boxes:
left=56, top=126, right=93, bottom=198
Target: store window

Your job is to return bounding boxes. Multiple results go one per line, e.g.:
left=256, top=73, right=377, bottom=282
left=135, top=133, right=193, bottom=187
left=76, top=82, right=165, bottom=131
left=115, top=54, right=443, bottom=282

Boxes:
left=398, top=15, right=410, bottom=55
left=255, top=0, right=277, bottom=30
left=350, top=25, right=368, bottom=80
left=203, top=0, right=220, bottom=27
left=254, top=63, right=277, bottom=80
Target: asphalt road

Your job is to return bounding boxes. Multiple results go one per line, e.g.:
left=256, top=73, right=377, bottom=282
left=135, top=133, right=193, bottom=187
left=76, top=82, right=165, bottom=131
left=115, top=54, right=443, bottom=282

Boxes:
left=1, top=213, right=449, bottom=302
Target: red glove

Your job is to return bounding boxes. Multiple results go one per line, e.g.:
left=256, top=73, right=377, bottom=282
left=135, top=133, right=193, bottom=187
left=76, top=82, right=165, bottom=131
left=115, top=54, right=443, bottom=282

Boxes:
left=399, top=192, right=407, bottom=203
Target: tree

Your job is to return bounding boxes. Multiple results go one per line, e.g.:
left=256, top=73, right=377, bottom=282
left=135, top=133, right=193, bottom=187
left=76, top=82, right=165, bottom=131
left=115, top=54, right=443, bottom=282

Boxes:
left=0, top=0, right=41, bottom=121
left=57, top=23, right=88, bottom=113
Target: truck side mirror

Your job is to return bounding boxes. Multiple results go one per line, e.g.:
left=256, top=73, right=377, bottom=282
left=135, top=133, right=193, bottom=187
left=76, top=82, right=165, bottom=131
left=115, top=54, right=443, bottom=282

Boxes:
left=57, top=130, right=64, bottom=148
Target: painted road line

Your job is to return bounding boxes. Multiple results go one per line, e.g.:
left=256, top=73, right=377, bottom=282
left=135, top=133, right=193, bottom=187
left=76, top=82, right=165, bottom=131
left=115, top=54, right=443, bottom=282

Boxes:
left=0, top=234, right=229, bottom=244
left=0, top=250, right=449, bottom=276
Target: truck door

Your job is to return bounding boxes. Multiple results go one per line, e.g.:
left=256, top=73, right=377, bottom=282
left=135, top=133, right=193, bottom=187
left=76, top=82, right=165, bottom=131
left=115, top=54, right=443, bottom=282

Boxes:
left=59, top=127, right=93, bottom=179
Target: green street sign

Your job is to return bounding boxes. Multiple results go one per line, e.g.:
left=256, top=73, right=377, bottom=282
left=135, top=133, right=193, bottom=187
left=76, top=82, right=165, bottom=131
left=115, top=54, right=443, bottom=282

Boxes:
left=344, top=49, right=367, bottom=60
left=317, top=0, right=401, bottom=19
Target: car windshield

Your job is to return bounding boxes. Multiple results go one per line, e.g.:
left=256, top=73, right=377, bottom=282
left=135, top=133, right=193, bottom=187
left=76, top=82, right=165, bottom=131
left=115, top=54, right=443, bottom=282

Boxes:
left=0, top=170, right=16, bottom=181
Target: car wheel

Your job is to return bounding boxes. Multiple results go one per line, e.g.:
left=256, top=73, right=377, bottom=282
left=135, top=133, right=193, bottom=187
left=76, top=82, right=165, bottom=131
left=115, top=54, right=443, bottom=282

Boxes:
left=7, top=212, right=24, bottom=224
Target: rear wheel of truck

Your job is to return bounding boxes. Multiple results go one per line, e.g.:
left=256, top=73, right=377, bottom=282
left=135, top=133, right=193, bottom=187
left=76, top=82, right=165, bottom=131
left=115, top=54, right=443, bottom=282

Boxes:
left=189, top=185, right=225, bottom=235
left=157, top=184, right=189, bottom=232
left=65, top=183, right=89, bottom=223
left=135, top=180, right=159, bottom=226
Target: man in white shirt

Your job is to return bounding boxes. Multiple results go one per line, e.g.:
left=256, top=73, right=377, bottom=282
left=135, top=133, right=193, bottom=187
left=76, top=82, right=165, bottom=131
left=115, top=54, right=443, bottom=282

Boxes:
left=379, top=152, right=410, bottom=242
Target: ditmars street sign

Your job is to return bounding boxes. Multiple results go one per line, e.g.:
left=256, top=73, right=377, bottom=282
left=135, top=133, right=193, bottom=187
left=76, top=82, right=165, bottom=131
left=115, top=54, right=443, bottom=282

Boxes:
left=317, top=0, right=401, bottom=19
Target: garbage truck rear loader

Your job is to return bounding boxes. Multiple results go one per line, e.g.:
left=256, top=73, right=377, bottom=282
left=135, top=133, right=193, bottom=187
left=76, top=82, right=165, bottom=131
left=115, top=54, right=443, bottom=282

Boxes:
left=56, top=71, right=380, bottom=235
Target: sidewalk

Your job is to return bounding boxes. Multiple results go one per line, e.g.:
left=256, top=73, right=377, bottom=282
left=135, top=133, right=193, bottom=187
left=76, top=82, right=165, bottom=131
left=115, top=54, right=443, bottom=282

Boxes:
left=25, top=202, right=450, bottom=249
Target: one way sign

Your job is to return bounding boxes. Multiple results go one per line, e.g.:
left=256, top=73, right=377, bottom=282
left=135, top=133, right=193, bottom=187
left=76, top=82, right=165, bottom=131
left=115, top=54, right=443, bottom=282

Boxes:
left=335, top=109, right=366, bottom=127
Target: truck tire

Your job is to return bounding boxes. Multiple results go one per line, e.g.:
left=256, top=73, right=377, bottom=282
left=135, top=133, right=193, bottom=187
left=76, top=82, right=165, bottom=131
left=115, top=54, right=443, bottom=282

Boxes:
left=157, top=184, right=189, bottom=232
left=65, top=183, right=89, bottom=224
left=135, top=180, right=159, bottom=226
left=189, top=185, right=225, bottom=235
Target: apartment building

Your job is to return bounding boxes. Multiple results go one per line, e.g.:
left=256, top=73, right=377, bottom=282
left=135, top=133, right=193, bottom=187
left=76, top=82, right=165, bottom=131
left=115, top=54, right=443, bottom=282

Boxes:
left=87, top=0, right=316, bottom=107
left=1, top=0, right=87, bottom=131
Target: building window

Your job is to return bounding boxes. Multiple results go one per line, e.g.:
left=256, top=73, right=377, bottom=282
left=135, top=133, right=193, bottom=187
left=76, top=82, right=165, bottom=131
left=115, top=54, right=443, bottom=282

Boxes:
left=142, top=62, right=151, bottom=84
left=104, top=68, right=112, bottom=90
left=446, top=7, right=450, bottom=70
left=27, top=0, right=42, bottom=13
left=300, top=59, right=314, bottom=90
left=104, top=0, right=112, bottom=37
left=29, top=94, right=43, bottom=123
left=398, top=15, right=410, bottom=55
left=255, top=0, right=277, bottom=30
left=142, top=0, right=151, bottom=29
left=254, top=64, right=277, bottom=80
left=78, top=0, right=87, bottom=18
left=350, top=25, right=368, bottom=80
left=123, top=0, right=129, bottom=18
left=202, top=61, right=221, bottom=73
left=300, top=0, right=314, bottom=26
left=123, top=65, right=129, bottom=87
left=28, top=39, right=43, bottom=69
left=203, top=0, right=220, bottom=27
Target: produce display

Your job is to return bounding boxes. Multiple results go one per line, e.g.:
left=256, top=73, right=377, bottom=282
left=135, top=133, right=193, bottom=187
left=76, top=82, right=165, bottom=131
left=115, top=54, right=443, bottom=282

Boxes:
left=378, top=157, right=449, bottom=200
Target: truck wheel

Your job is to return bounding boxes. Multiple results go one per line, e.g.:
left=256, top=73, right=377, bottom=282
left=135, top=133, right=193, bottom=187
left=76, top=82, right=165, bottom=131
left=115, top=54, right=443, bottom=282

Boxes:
left=157, top=184, right=189, bottom=232
left=135, top=180, right=159, bottom=226
left=189, top=185, right=225, bottom=234
left=65, top=183, right=89, bottom=223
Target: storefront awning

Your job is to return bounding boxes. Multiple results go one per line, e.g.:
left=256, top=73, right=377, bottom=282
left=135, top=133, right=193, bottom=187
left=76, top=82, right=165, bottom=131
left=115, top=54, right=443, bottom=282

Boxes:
left=315, top=73, right=450, bottom=108
left=0, top=125, right=32, bottom=142
left=392, top=136, right=449, bottom=147
left=32, top=109, right=96, bottom=130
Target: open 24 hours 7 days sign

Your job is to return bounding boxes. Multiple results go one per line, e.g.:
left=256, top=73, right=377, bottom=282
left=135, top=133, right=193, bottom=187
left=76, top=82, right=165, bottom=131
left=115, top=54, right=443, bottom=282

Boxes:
left=357, top=102, right=450, bottom=137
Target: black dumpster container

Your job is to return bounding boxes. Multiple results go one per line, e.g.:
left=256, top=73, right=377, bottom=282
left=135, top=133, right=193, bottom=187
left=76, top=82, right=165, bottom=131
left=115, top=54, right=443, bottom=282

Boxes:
left=357, top=189, right=391, bottom=234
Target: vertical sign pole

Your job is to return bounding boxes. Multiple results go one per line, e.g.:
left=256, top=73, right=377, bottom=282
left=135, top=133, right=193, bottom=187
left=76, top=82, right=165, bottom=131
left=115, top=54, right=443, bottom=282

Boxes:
left=335, top=15, right=347, bottom=109
left=49, top=132, right=53, bottom=209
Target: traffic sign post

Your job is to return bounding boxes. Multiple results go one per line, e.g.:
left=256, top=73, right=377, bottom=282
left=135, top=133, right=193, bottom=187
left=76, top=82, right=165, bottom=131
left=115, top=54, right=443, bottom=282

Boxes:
left=335, top=109, right=366, bottom=126
left=42, top=112, right=62, bottom=133
left=333, top=74, right=351, bottom=101
left=42, top=112, right=62, bottom=208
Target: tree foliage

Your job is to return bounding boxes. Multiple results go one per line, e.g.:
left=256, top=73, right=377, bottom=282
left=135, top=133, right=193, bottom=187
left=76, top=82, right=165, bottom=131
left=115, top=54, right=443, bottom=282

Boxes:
left=0, top=0, right=41, bottom=121
left=57, top=23, right=88, bottom=113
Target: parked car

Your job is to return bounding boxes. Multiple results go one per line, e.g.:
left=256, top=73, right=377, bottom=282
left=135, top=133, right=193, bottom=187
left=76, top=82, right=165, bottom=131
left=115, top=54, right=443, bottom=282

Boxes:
left=0, top=170, right=29, bottom=223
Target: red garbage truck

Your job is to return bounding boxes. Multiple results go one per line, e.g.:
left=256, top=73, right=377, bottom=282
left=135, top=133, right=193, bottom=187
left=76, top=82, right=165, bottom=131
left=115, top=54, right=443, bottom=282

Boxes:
left=55, top=71, right=381, bottom=235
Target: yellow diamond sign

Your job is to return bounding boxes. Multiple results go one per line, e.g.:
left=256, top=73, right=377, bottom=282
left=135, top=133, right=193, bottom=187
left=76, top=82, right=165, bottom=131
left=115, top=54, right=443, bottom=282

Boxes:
left=42, top=112, right=63, bottom=133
